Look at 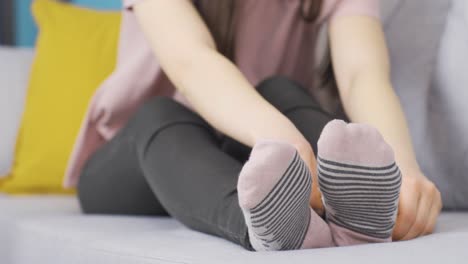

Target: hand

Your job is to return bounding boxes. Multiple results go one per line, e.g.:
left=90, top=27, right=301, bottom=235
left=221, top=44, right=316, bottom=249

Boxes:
left=294, top=142, right=325, bottom=216
left=392, top=170, right=443, bottom=240
left=309, top=168, right=325, bottom=217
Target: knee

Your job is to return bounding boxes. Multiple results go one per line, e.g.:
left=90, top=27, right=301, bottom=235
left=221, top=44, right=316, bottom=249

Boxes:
left=133, top=97, right=196, bottom=126
left=256, top=76, right=322, bottom=113
left=129, top=97, right=206, bottom=136
left=256, top=76, right=305, bottom=98
left=129, top=96, right=210, bottom=155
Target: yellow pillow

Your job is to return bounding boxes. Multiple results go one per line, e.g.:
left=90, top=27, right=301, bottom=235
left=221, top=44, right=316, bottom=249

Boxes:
left=0, top=0, right=121, bottom=194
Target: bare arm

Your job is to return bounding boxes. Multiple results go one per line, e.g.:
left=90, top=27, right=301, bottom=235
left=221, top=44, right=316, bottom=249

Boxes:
left=329, top=16, right=417, bottom=174
left=329, top=15, right=442, bottom=240
left=133, top=0, right=323, bottom=211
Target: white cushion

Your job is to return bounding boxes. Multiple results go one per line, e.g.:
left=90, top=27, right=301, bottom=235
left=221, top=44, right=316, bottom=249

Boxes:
left=382, top=0, right=459, bottom=208
left=0, top=47, right=34, bottom=176
left=0, top=196, right=467, bottom=264
left=426, top=0, right=468, bottom=210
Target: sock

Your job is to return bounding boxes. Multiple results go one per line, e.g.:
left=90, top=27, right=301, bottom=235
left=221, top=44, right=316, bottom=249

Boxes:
left=317, top=120, right=402, bottom=246
left=238, top=140, right=334, bottom=251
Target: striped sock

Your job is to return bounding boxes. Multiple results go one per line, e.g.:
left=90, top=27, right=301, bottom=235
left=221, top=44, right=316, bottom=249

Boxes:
left=317, top=120, right=402, bottom=246
left=238, top=140, right=333, bottom=251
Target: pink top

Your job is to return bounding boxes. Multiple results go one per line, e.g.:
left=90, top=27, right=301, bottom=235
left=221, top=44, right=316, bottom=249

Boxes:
left=64, top=0, right=380, bottom=187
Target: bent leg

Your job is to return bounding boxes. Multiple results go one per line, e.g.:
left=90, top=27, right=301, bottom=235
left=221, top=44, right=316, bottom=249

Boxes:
left=221, top=76, right=333, bottom=162
left=77, top=110, right=168, bottom=215
left=132, top=97, right=252, bottom=249
left=79, top=96, right=252, bottom=249
left=256, top=77, right=334, bottom=154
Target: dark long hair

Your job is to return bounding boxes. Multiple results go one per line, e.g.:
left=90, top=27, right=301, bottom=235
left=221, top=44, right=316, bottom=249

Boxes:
left=197, top=0, right=335, bottom=93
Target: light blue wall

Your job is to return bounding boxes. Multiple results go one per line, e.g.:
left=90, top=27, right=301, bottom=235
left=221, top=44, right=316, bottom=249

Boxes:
left=73, top=0, right=121, bottom=10
left=15, top=0, right=37, bottom=47
left=15, top=0, right=122, bottom=47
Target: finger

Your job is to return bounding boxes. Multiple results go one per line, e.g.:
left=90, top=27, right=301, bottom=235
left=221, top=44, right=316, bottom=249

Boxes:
left=402, top=190, right=434, bottom=240
left=310, top=179, right=324, bottom=216
left=423, top=191, right=443, bottom=235
left=421, top=202, right=439, bottom=236
left=392, top=191, right=419, bottom=241
left=308, top=160, right=324, bottom=215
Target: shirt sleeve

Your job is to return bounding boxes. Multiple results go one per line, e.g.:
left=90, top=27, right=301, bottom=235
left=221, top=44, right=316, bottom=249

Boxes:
left=330, top=0, right=380, bottom=21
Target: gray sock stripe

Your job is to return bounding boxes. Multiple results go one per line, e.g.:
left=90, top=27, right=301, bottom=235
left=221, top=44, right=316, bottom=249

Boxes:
left=329, top=214, right=396, bottom=233
left=296, top=207, right=312, bottom=249
left=252, top=163, right=306, bottom=222
left=251, top=159, right=308, bottom=220
left=328, top=217, right=394, bottom=239
left=251, top=163, right=308, bottom=225
left=247, top=151, right=312, bottom=250
left=319, top=175, right=401, bottom=188
left=333, top=212, right=395, bottom=227
left=319, top=189, right=401, bottom=199
left=324, top=195, right=400, bottom=205
left=334, top=209, right=396, bottom=221
left=253, top=177, right=309, bottom=249
left=255, top=186, right=310, bottom=235
left=318, top=157, right=396, bottom=171
left=323, top=201, right=398, bottom=210
left=318, top=165, right=400, bottom=182
left=293, top=205, right=311, bottom=249
left=318, top=167, right=400, bottom=181
left=325, top=202, right=398, bottom=213
left=320, top=188, right=400, bottom=198
left=322, top=190, right=400, bottom=200
left=255, top=188, right=310, bottom=241
left=318, top=156, right=401, bottom=239
left=325, top=197, right=400, bottom=206
left=318, top=176, right=401, bottom=191
left=282, top=204, right=310, bottom=249
left=271, top=203, right=306, bottom=245
left=252, top=184, right=307, bottom=229
left=251, top=153, right=302, bottom=214
left=319, top=184, right=401, bottom=194
left=256, top=195, right=307, bottom=236
left=275, top=198, right=309, bottom=242
left=251, top=163, right=308, bottom=227
left=319, top=165, right=400, bottom=177
left=277, top=201, right=309, bottom=248
left=319, top=175, right=400, bottom=193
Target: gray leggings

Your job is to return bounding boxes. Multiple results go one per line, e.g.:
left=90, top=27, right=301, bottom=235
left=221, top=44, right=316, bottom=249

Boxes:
left=77, top=77, right=334, bottom=250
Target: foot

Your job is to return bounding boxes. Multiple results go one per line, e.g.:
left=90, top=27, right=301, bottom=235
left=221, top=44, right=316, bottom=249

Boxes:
left=317, top=120, right=402, bottom=246
left=238, top=140, right=333, bottom=251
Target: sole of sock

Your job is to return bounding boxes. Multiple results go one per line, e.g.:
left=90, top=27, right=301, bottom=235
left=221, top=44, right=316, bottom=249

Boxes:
left=317, top=120, right=402, bottom=246
left=238, top=140, right=333, bottom=251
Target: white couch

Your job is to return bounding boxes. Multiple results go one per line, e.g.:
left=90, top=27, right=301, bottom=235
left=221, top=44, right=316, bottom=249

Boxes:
left=1, top=196, right=468, bottom=264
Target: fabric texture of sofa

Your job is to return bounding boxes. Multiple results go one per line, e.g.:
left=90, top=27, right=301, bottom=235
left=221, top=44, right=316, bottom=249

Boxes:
left=427, top=0, right=468, bottom=209
left=1, top=196, right=467, bottom=264
left=0, top=47, right=33, bottom=176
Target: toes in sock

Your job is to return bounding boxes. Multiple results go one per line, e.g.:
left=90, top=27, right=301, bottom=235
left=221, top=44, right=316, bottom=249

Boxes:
left=238, top=140, right=333, bottom=251
left=317, top=120, right=402, bottom=246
